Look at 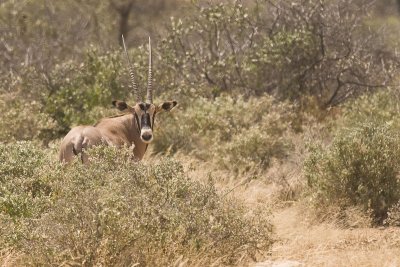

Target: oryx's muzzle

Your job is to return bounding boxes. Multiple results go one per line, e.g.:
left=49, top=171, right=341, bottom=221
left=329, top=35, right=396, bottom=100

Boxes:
left=139, top=112, right=153, bottom=143
left=140, top=128, right=153, bottom=143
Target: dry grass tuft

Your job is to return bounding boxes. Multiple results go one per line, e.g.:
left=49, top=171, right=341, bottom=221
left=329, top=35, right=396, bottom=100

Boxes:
left=257, top=205, right=400, bottom=267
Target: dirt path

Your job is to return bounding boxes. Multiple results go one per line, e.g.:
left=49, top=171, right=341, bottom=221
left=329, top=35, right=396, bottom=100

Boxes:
left=183, top=158, right=400, bottom=267
left=255, top=205, right=400, bottom=267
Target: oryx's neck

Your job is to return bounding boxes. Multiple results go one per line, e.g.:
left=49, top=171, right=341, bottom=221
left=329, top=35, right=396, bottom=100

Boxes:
left=95, top=113, right=148, bottom=160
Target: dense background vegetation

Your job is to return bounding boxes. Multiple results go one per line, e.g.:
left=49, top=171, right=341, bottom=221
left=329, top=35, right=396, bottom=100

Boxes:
left=2, top=0, right=400, bottom=265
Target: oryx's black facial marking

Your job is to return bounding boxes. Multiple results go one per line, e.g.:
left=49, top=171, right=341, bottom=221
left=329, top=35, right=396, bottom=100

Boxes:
left=133, top=102, right=156, bottom=144
left=134, top=112, right=141, bottom=134
left=141, top=112, right=152, bottom=129
left=139, top=103, right=151, bottom=111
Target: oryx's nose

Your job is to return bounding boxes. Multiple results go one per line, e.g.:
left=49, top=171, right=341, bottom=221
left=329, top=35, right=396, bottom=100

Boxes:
left=141, top=132, right=153, bottom=141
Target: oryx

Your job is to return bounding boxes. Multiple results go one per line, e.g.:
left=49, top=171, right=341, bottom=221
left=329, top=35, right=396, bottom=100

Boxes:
left=59, top=36, right=177, bottom=163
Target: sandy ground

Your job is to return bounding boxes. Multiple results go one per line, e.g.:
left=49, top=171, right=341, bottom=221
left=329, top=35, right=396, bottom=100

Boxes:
left=254, top=205, right=400, bottom=267
left=169, top=154, right=400, bottom=267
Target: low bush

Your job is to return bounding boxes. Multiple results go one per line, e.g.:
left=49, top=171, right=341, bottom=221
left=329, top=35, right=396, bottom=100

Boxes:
left=0, top=142, right=52, bottom=219
left=305, top=121, right=400, bottom=224
left=0, top=143, right=273, bottom=266
left=153, top=94, right=295, bottom=173
left=385, top=200, right=400, bottom=226
left=0, top=97, right=56, bottom=142
left=341, top=88, right=400, bottom=128
left=219, top=126, right=291, bottom=174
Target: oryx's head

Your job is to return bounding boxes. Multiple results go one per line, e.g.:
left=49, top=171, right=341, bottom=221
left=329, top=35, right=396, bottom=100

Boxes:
left=112, top=35, right=177, bottom=144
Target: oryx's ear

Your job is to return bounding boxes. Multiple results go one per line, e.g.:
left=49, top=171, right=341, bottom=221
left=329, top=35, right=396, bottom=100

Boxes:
left=112, top=100, right=129, bottom=111
left=156, top=100, right=178, bottom=113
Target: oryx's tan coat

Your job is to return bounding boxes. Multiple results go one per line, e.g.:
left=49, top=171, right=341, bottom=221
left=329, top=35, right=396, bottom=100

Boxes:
left=59, top=113, right=144, bottom=163
left=59, top=36, right=177, bottom=163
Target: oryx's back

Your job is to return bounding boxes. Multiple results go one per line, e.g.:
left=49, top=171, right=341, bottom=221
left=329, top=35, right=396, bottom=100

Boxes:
left=59, top=125, right=103, bottom=163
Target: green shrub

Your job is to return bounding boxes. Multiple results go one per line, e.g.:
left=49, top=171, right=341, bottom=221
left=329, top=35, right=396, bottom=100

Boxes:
left=341, top=89, right=400, bottom=128
left=153, top=94, right=295, bottom=173
left=0, top=97, right=56, bottom=142
left=158, top=0, right=398, bottom=106
left=39, top=48, right=125, bottom=139
left=2, top=47, right=143, bottom=143
left=0, top=144, right=273, bottom=266
left=219, top=126, right=291, bottom=174
left=0, top=142, right=52, bottom=219
left=305, top=122, right=400, bottom=224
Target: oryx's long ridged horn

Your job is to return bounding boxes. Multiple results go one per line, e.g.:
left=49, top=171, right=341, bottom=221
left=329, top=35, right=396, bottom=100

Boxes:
left=122, top=35, right=140, bottom=102
left=146, top=36, right=153, bottom=104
